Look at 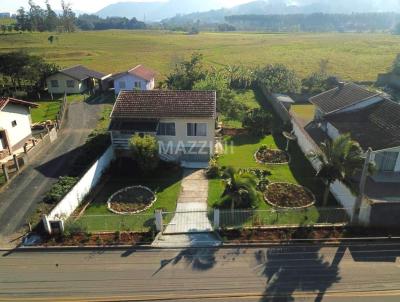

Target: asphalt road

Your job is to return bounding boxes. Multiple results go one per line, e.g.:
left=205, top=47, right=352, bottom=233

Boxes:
left=0, top=100, right=101, bottom=237
left=1, top=242, right=400, bottom=301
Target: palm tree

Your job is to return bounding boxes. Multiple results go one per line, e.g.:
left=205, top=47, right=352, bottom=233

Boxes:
left=309, top=134, right=365, bottom=206
left=222, top=167, right=258, bottom=211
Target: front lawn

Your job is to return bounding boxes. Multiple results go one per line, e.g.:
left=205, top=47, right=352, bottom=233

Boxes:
left=75, top=161, right=182, bottom=232
left=209, top=133, right=341, bottom=226
left=31, top=101, right=61, bottom=123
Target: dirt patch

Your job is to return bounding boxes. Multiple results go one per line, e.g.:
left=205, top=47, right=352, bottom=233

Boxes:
left=108, top=186, right=156, bottom=214
left=264, top=182, right=315, bottom=209
left=255, top=147, right=289, bottom=164
left=39, top=232, right=153, bottom=247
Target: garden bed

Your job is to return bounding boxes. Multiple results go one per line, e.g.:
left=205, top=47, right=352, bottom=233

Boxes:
left=255, top=146, right=290, bottom=165
left=107, top=186, right=157, bottom=215
left=38, top=231, right=153, bottom=247
left=264, top=182, right=316, bottom=209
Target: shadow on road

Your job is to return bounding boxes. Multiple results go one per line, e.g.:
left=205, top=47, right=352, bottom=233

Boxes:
left=255, top=245, right=341, bottom=302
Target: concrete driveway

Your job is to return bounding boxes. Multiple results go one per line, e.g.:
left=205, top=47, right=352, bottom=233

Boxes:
left=0, top=99, right=102, bottom=238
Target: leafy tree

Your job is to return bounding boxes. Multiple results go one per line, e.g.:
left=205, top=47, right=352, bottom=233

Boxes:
left=129, top=134, right=160, bottom=173
left=222, top=167, right=258, bottom=211
left=0, top=25, right=6, bottom=34
left=224, top=64, right=256, bottom=89
left=302, top=72, right=330, bottom=94
left=165, top=52, right=206, bottom=90
left=309, top=134, right=366, bottom=206
left=28, top=0, right=46, bottom=32
left=44, top=0, right=59, bottom=31
left=391, top=54, right=400, bottom=75
left=256, top=64, right=301, bottom=94
left=16, top=7, right=30, bottom=31
left=242, top=108, right=273, bottom=137
left=61, top=0, right=76, bottom=32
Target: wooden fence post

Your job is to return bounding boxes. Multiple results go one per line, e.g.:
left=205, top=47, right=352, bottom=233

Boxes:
left=1, top=164, right=9, bottom=182
left=13, top=154, right=19, bottom=171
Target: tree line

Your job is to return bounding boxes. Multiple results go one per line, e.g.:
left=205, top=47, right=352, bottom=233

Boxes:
left=13, top=0, right=145, bottom=33
left=225, top=13, right=400, bottom=32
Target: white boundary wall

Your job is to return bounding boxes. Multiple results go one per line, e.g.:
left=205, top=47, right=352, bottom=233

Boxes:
left=43, top=146, right=115, bottom=232
left=291, top=117, right=370, bottom=224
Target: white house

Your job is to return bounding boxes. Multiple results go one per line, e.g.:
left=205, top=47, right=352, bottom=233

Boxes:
left=0, top=97, right=38, bottom=158
left=308, top=83, right=400, bottom=175
left=46, top=65, right=106, bottom=95
left=109, top=90, right=216, bottom=166
left=112, top=65, right=156, bottom=95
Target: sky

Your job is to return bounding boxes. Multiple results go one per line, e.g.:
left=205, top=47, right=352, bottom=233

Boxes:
left=1, top=0, right=251, bottom=14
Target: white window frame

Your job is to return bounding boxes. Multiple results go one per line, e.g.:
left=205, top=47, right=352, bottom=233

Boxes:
left=66, top=80, right=75, bottom=88
left=51, top=80, right=59, bottom=88
left=157, top=122, right=176, bottom=136
left=187, top=123, right=207, bottom=137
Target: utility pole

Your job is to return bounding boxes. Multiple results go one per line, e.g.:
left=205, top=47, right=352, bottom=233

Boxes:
left=352, top=148, right=372, bottom=225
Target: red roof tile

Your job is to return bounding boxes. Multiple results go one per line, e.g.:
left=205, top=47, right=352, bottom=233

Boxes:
left=112, top=65, right=156, bottom=82
left=111, top=90, right=216, bottom=119
left=0, top=97, right=38, bottom=111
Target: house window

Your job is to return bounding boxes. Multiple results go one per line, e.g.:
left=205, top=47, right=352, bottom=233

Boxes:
left=11, top=120, right=17, bottom=127
left=119, top=81, right=126, bottom=89
left=51, top=80, right=59, bottom=88
left=187, top=123, right=207, bottom=137
left=134, top=81, right=142, bottom=89
left=66, top=80, right=75, bottom=88
left=157, top=123, right=176, bottom=136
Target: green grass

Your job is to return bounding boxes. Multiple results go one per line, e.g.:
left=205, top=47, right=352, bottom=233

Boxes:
left=0, top=30, right=398, bottom=81
left=0, top=18, right=15, bottom=26
left=290, top=104, right=316, bottom=125
left=76, top=167, right=182, bottom=232
left=209, top=132, right=340, bottom=226
left=31, top=101, right=61, bottom=123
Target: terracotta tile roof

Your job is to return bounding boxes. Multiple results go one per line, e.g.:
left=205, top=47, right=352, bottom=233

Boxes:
left=0, top=97, right=38, bottom=111
left=310, top=83, right=381, bottom=114
left=325, top=99, right=400, bottom=151
left=59, top=65, right=105, bottom=81
left=112, top=65, right=156, bottom=81
left=111, top=90, right=216, bottom=119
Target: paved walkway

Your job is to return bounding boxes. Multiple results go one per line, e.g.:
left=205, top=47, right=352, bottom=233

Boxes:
left=153, top=169, right=221, bottom=248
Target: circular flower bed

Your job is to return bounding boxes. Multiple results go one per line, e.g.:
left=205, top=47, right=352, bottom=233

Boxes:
left=107, top=186, right=157, bottom=215
left=264, top=182, right=315, bottom=209
left=255, top=147, right=290, bottom=165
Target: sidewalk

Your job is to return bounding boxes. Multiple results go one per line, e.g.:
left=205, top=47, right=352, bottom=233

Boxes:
left=153, top=169, right=221, bottom=248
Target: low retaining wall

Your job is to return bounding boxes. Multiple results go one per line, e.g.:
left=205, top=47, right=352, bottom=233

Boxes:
left=260, top=86, right=292, bottom=123
left=43, top=146, right=115, bottom=234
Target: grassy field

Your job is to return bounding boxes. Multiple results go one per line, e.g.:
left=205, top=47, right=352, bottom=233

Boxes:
left=0, top=18, right=15, bottom=26
left=290, top=104, right=316, bottom=125
left=0, top=30, right=399, bottom=81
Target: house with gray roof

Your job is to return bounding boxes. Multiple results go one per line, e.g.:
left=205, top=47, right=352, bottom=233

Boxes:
left=307, top=82, right=400, bottom=177
left=109, top=90, right=216, bottom=167
left=46, top=65, right=106, bottom=94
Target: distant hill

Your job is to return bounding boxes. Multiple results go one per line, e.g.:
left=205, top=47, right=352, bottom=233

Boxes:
left=162, top=0, right=400, bottom=25
left=96, top=0, right=224, bottom=21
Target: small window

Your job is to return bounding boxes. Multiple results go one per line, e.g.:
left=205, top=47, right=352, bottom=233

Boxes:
left=134, top=81, right=142, bottom=89
left=11, top=120, right=17, bottom=127
left=51, top=80, right=59, bottom=88
left=66, top=80, right=75, bottom=88
left=119, top=81, right=126, bottom=89
left=157, top=123, right=176, bottom=136
left=187, top=123, right=207, bottom=137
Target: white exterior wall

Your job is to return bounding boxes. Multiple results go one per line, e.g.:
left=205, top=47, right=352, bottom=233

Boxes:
left=114, top=74, right=153, bottom=95
left=46, top=73, right=86, bottom=94
left=371, top=146, right=400, bottom=172
left=47, top=146, right=115, bottom=221
left=0, top=103, right=32, bottom=150
left=326, top=122, right=341, bottom=140
left=156, top=117, right=215, bottom=154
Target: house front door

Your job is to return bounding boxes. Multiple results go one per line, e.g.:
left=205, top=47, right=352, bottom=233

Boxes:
left=375, top=151, right=399, bottom=172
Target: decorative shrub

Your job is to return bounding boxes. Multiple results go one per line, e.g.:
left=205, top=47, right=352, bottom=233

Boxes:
left=206, top=158, right=222, bottom=179
left=242, top=108, right=273, bottom=136
left=129, top=134, right=159, bottom=173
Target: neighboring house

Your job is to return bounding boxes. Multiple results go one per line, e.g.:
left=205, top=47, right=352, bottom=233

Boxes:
left=308, top=82, right=400, bottom=175
left=112, top=65, right=156, bottom=95
left=46, top=65, right=105, bottom=94
left=0, top=97, right=38, bottom=158
left=109, top=90, right=216, bottom=165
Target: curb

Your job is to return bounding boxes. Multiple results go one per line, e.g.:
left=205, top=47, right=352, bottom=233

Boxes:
left=2, top=236, right=400, bottom=252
